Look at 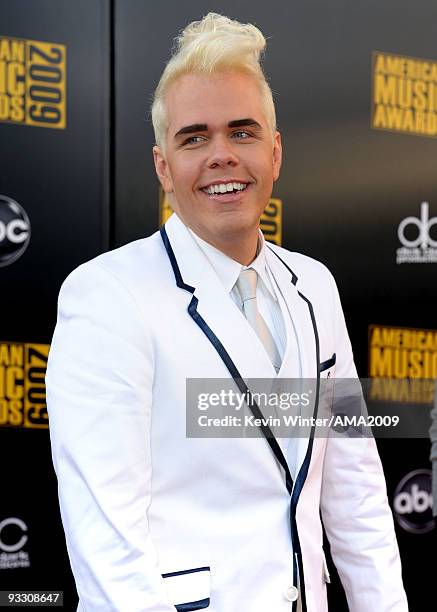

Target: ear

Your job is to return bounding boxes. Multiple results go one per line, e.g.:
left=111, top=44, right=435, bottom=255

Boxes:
left=153, top=145, right=174, bottom=193
left=272, top=131, right=282, bottom=182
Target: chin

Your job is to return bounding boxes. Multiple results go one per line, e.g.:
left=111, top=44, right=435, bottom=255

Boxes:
left=215, top=215, right=256, bottom=238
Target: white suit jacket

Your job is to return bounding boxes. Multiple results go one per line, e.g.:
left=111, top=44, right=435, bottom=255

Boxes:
left=46, top=213, right=408, bottom=612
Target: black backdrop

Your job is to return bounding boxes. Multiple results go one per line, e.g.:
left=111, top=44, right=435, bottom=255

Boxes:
left=0, top=1, right=110, bottom=609
left=1, top=0, right=437, bottom=609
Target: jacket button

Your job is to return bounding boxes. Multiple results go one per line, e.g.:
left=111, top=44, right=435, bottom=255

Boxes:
left=285, top=586, right=299, bottom=602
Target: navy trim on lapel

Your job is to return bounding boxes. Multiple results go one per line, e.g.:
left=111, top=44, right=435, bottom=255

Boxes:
left=267, top=246, right=321, bottom=502
left=319, top=353, right=336, bottom=372
left=175, top=599, right=210, bottom=611
left=160, top=224, right=195, bottom=293
left=160, top=225, right=293, bottom=495
left=291, top=289, right=320, bottom=612
left=268, top=245, right=298, bottom=285
left=267, top=247, right=322, bottom=612
left=162, top=566, right=210, bottom=578
left=292, top=289, right=321, bottom=508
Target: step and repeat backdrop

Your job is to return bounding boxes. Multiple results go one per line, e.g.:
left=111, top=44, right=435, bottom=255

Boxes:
left=0, top=0, right=110, bottom=608
left=1, top=0, right=437, bottom=609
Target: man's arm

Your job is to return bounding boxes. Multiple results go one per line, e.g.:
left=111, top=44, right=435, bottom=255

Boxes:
left=319, top=274, right=408, bottom=612
left=46, top=262, right=175, bottom=612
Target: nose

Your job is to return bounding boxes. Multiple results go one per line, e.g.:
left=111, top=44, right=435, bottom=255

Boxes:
left=206, top=135, right=239, bottom=169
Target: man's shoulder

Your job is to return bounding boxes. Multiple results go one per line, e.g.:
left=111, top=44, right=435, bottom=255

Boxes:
left=267, top=243, right=335, bottom=286
left=60, top=230, right=167, bottom=295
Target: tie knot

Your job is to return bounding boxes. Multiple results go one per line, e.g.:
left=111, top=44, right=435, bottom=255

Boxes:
left=236, top=268, right=258, bottom=303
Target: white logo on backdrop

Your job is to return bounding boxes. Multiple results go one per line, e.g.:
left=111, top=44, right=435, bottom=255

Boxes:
left=0, top=517, right=31, bottom=570
left=396, top=202, right=437, bottom=263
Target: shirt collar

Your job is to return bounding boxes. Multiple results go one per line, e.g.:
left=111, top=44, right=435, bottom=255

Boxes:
left=245, top=232, right=276, bottom=300
left=185, top=219, right=277, bottom=300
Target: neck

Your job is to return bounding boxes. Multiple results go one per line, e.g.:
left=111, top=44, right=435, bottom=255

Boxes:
left=188, top=224, right=259, bottom=265
left=210, top=234, right=259, bottom=265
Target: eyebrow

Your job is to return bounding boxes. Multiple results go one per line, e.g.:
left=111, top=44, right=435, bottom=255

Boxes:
left=174, top=123, right=207, bottom=138
left=174, top=118, right=262, bottom=139
left=228, top=118, right=261, bottom=129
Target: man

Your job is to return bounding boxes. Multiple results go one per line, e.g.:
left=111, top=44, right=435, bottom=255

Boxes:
left=46, top=13, right=408, bottom=612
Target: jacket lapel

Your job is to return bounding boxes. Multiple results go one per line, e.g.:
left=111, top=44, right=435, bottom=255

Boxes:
left=163, top=214, right=321, bottom=491
left=163, top=214, right=294, bottom=493
left=265, top=246, right=320, bottom=481
left=164, top=213, right=276, bottom=380
left=265, top=246, right=318, bottom=381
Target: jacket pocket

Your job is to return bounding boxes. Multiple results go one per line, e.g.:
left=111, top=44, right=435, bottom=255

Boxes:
left=162, top=566, right=210, bottom=611
left=319, top=353, right=336, bottom=373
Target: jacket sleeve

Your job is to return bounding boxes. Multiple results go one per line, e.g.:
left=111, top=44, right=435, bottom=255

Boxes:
left=46, top=262, right=176, bottom=612
left=319, top=273, right=409, bottom=612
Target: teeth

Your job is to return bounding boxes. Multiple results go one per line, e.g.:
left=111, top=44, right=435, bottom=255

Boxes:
left=204, top=182, right=247, bottom=195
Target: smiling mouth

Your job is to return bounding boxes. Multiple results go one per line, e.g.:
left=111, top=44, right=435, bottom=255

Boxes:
left=201, top=181, right=249, bottom=196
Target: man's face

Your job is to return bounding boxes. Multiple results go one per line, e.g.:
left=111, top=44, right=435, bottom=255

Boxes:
left=153, top=71, right=282, bottom=247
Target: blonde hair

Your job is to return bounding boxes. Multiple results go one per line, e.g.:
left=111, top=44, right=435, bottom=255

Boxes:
left=151, top=12, right=276, bottom=150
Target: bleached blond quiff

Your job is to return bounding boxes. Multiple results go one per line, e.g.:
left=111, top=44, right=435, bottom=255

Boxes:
left=151, top=12, right=277, bottom=150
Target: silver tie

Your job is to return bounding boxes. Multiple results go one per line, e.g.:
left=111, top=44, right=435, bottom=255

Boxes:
left=236, top=268, right=282, bottom=373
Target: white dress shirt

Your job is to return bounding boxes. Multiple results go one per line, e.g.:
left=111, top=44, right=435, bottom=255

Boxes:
left=187, top=225, right=288, bottom=368
left=186, top=222, right=299, bottom=465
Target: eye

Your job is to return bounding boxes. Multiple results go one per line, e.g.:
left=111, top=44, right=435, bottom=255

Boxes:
left=183, top=135, right=206, bottom=145
left=232, top=130, right=252, bottom=139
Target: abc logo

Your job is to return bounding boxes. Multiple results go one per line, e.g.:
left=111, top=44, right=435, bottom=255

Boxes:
left=0, top=517, right=28, bottom=552
left=0, top=194, right=31, bottom=267
left=393, top=469, right=435, bottom=534
left=398, top=201, right=437, bottom=249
